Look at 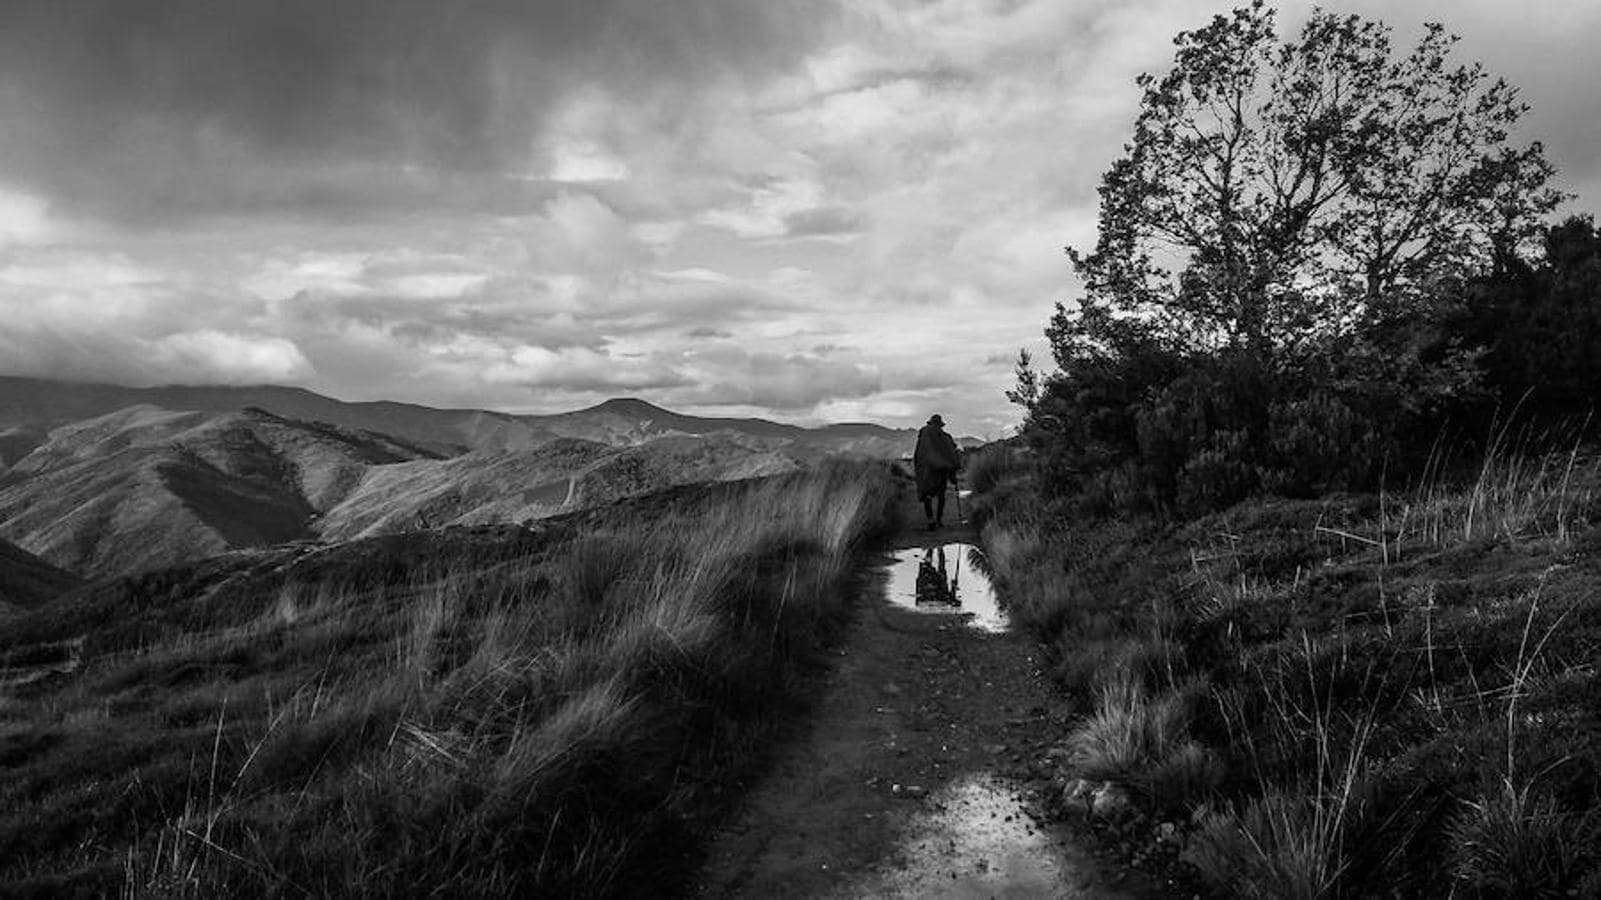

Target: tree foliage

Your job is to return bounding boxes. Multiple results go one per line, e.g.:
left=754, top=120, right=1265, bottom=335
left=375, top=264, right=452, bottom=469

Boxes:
left=1029, top=3, right=1575, bottom=517
left=1056, top=1, right=1562, bottom=364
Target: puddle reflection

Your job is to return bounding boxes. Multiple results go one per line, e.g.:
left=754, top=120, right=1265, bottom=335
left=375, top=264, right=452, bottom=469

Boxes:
left=844, top=773, right=1070, bottom=898
left=885, top=544, right=1008, bottom=633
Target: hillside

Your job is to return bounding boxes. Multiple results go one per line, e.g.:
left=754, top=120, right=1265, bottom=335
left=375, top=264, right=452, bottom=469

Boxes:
left=0, top=406, right=437, bottom=577
left=0, top=536, right=81, bottom=612
left=0, top=402, right=817, bottom=578
left=0, top=377, right=923, bottom=459
left=318, top=434, right=800, bottom=542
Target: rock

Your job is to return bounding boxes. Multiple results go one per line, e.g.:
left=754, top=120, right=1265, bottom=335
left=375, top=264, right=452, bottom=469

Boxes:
left=1155, top=821, right=1180, bottom=845
left=1091, top=783, right=1135, bottom=820
left=1061, top=778, right=1098, bottom=815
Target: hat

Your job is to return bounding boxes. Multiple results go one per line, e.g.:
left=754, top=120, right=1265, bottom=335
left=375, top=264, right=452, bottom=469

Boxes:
left=928, top=414, right=944, bottom=426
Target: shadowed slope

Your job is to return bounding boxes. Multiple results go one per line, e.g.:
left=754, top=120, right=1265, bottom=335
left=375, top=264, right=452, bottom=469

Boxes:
left=0, top=536, right=81, bottom=612
left=0, top=405, right=436, bottom=577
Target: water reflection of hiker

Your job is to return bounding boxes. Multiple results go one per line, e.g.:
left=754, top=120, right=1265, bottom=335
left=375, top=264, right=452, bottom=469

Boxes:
left=915, top=546, right=959, bottom=606
left=913, top=413, right=962, bottom=531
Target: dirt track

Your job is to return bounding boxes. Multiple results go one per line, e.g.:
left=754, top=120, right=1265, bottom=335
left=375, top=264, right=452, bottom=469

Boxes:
left=694, top=492, right=1164, bottom=898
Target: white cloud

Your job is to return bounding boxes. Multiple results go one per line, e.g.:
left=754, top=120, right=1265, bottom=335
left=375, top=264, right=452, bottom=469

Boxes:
left=0, top=186, right=56, bottom=247
left=150, top=331, right=313, bottom=382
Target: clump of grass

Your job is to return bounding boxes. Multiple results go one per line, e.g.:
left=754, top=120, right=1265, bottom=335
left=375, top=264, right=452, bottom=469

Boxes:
left=1066, top=676, right=1221, bottom=811
left=1186, top=788, right=1355, bottom=900
left=1052, top=634, right=1188, bottom=698
left=1448, top=776, right=1596, bottom=897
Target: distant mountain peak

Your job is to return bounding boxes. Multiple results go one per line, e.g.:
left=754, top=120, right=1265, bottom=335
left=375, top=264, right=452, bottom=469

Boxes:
left=591, top=397, right=668, bottom=415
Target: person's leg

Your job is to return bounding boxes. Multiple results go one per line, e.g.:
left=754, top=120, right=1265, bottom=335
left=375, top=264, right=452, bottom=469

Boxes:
left=934, top=486, right=946, bottom=527
left=921, top=492, right=936, bottom=528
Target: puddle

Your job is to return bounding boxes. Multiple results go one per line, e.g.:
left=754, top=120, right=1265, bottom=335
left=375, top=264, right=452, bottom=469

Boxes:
left=885, top=543, right=1008, bottom=633
left=842, top=773, right=1076, bottom=898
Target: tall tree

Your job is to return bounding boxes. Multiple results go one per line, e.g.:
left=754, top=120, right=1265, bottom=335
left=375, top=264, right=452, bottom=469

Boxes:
left=1056, top=1, right=1562, bottom=366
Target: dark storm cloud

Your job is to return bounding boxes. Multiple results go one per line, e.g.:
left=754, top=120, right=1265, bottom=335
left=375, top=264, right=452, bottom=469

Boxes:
left=0, top=0, right=835, bottom=220
left=782, top=205, right=865, bottom=237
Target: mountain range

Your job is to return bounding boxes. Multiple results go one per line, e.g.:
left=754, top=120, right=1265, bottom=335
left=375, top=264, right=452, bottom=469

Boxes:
left=0, top=377, right=939, bottom=587
left=0, top=377, right=919, bottom=460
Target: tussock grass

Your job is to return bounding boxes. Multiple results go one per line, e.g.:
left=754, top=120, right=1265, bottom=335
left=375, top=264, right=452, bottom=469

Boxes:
left=1448, top=775, right=1598, bottom=897
left=0, top=462, right=896, bottom=896
left=974, top=441, right=1601, bottom=896
left=1066, top=677, right=1221, bottom=811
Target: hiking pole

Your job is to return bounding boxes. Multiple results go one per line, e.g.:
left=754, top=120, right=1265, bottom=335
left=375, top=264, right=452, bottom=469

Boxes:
left=951, top=541, right=962, bottom=601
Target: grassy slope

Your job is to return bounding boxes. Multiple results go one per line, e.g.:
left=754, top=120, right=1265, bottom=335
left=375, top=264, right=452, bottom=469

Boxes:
left=971, top=443, right=1601, bottom=898
left=0, top=462, right=897, bottom=897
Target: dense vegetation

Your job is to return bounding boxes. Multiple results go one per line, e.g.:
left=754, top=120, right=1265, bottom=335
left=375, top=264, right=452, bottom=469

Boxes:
left=0, top=464, right=896, bottom=896
left=1018, top=1, right=1593, bottom=517
left=985, top=3, right=1601, bottom=896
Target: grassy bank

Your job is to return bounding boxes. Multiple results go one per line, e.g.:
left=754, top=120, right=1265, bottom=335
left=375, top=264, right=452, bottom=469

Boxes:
left=970, top=442, right=1601, bottom=897
left=0, top=462, right=897, bottom=896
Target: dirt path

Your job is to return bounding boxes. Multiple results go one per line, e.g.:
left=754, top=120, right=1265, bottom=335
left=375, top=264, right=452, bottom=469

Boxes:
left=694, top=493, right=1164, bottom=898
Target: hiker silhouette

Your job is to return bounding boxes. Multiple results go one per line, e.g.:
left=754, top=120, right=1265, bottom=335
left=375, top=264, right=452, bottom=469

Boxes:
left=915, top=546, right=960, bottom=607
left=912, top=414, right=961, bottom=531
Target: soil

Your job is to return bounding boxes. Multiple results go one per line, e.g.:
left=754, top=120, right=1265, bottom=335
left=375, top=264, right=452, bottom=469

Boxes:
left=694, top=492, right=1171, bottom=898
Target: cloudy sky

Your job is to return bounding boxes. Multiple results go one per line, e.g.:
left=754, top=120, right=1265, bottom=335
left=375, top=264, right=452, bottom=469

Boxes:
left=1, top=0, right=1597, bottom=436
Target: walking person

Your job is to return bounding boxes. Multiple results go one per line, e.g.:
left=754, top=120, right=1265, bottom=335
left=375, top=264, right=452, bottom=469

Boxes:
left=913, top=413, right=962, bottom=531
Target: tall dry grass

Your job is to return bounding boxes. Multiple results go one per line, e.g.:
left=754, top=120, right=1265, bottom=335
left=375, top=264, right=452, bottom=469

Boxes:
left=3, top=462, right=897, bottom=897
left=971, top=434, right=1601, bottom=896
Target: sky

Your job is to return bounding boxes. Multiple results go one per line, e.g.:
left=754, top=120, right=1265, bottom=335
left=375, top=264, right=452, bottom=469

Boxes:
left=1, top=0, right=1597, bottom=437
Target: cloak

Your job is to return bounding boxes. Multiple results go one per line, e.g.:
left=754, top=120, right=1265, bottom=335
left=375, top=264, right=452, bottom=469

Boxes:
left=913, top=423, right=961, bottom=497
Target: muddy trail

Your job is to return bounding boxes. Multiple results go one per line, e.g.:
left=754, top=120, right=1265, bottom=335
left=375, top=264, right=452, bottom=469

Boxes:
left=694, top=488, right=1165, bottom=898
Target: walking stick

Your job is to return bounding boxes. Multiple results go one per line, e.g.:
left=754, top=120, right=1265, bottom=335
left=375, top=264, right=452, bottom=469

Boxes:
left=951, top=540, right=962, bottom=602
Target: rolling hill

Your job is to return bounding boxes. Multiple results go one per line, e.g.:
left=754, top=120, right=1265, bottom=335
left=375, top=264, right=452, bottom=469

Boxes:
left=0, top=376, right=955, bottom=579
left=0, top=377, right=923, bottom=459
left=0, top=403, right=809, bottom=578
left=314, top=434, right=799, bottom=542
left=0, top=405, right=438, bottom=577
